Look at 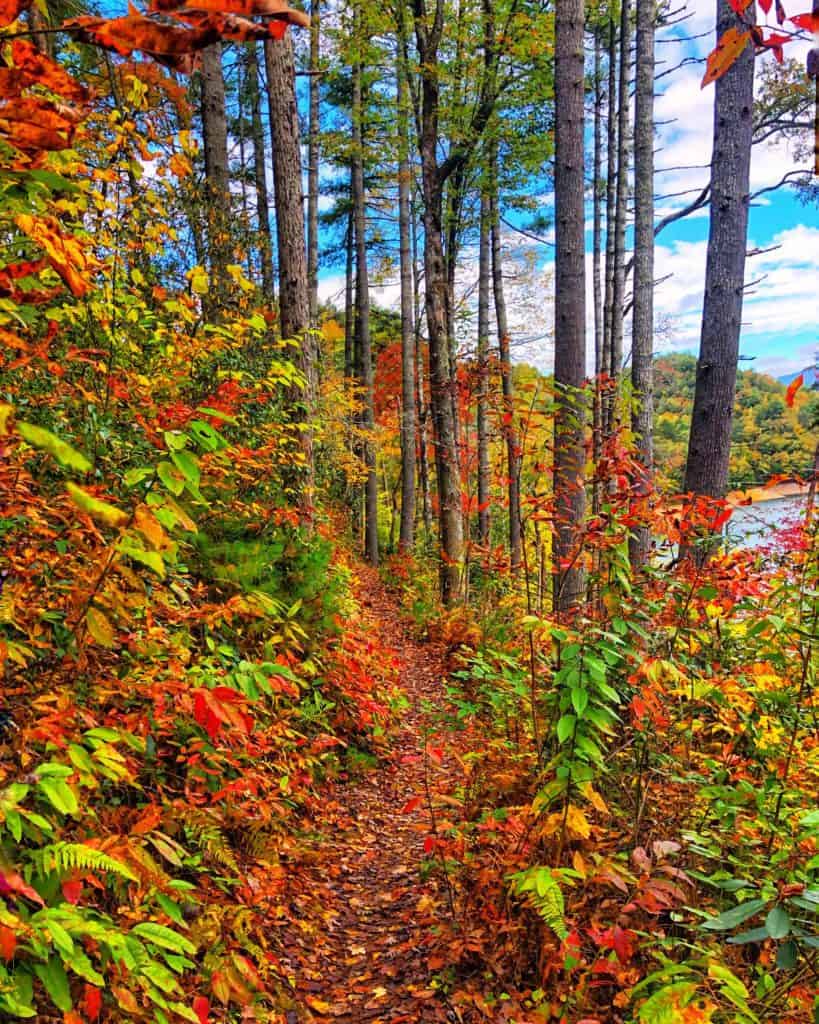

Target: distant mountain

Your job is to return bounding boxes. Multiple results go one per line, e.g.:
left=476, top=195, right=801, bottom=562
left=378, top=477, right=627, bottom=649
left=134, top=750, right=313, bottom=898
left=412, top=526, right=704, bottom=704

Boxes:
left=654, top=354, right=816, bottom=490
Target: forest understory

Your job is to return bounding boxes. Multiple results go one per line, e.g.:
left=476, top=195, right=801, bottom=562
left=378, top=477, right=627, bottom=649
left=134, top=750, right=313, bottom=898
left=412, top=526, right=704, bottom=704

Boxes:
left=0, top=0, right=817, bottom=1023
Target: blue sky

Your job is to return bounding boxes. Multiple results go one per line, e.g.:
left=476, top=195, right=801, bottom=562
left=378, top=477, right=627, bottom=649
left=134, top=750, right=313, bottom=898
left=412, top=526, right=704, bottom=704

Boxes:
left=316, top=0, right=818, bottom=380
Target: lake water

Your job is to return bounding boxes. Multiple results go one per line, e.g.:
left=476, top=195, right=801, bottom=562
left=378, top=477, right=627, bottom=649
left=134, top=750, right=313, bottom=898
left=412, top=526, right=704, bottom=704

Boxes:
left=726, top=495, right=807, bottom=548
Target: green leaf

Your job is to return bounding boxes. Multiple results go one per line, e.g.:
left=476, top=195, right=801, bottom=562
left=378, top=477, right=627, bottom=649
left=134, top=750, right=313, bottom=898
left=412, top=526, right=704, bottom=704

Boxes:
left=33, top=958, right=72, bottom=1012
left=157, top=461, right=185, bottom=496
left=155, top=893, right=186, bottom=928
left=123, top=466, right=154, bottom=487
left=131, top=923, right=196, bottom=955
left=701, top=898, right=767, bottom=931
left=765, top=905, right=790, bottom=939
left=570, top=687, right=588, bottom=717
left=776, top=939, right=798, bottom=969
left=170, top=450, right=200, bottom=488
left=728, top=926, right=770, bottom=944
left=556, top=714, right=576, bottom=744
left=37, top=778, right=78, bottom=816
left=17, top=421, right=91, bottom=473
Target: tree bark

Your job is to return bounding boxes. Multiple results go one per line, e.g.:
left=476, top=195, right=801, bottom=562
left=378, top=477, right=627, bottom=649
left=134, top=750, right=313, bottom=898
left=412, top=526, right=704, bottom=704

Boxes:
left=629, top=0, right=655, bottom=567
left=413, top=1, right=464, bottom=603
left=352, top=32, right=379, bottom=565
left=602, top=11, right=618, bottom=397
left=344, top=205, right=355, bottom=380
left=592, top=24, right=604, bottom=520
left=245, top=43, right=275, bottom=300
left=610, top=0, right=630, bottom=394
left=264, top=32, right=314, bottom=493
left=476, top=187, right=491, bottom=548
left=307, top=0, right=321, bottom=325
left=490, top=169, right=521, bottom=573
left=200, top=43, right=231, bottom=307
left=265, top=34, right=310, bottom=342
left=552, top=0, right=587, bottom=612
left=397, top=45, right=416, bottom=553
left=683, top=0, right=755, bottom=504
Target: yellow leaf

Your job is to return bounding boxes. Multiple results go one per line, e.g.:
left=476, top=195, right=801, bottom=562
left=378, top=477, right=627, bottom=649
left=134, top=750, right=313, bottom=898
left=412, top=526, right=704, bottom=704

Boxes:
left=86, top=607, right=115, bottom=648
left=0, top=403, right=12, bottom=436
left=565, top=804, right=591, bottom=840
left=66, top=483, right=128, bottom=529
left=188, top=266, right=209, bottom=295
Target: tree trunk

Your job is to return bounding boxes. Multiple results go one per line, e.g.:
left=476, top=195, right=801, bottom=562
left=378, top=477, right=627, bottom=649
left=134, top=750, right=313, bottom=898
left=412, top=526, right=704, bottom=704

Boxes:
left=414, top=18, right=464, bottom=604
left=414, top=199, right=433, bottom=540
left=397, top=51, right=416, bottom=553
left=629, top=0, right=655, bottom=567
left=265, top=35, right=309, bottom=343
left=264, top=32, right=314, bottom=494
left=245, top=43, right=275, bottom=300
left=592, top=25, right=604, bottom=520
left=490, top=143, right=521, bottom=573
left=683, top=0, right=754, bottom=503
left=552, top=0, right=587, bottom=612
left=476, top=187, right=491, bottom=547
left=610, top=0, right=630, bottom=394
left=344, top=206, right=355, bottom=380
left=307, top=0, right=321, bottom=325
left=200, top=43, right=231, bottom=307
left=352, top=36, right=379, bottom=565
left=602, top=11, right=618, bottom=418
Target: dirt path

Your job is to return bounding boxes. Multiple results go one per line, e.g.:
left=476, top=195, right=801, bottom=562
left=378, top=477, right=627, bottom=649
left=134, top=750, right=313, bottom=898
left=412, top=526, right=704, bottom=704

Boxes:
left=275, top=565, right=461, bottom=1023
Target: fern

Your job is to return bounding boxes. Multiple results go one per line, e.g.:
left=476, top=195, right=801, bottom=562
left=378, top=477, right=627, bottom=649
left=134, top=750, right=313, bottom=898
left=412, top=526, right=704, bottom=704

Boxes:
left=33, top=842, right=138, bottom=882
left=175, top=806, right=238, bottom=873
left=509, top=867, right=568, bottom=941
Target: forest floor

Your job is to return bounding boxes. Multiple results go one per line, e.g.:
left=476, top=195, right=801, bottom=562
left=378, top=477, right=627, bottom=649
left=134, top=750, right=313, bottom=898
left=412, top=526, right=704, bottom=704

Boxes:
left=273, top=564, right=466, bottom=1024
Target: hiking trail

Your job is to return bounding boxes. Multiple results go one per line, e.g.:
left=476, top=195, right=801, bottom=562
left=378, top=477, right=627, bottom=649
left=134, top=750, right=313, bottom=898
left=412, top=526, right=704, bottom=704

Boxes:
left=273, top=564, right=467, bottom=1024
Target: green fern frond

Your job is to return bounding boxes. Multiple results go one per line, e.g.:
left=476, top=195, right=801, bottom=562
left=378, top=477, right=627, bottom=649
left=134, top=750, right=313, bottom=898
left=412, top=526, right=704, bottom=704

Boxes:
left=509, top=867, right=568, bottom=941
left=35, top=842, right=138, bottom=882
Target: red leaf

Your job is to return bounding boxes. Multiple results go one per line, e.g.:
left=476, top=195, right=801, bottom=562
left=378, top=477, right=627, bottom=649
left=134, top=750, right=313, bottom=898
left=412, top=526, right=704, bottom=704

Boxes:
left=423, top=835, right=436, bottom=854
left=758, top=0, right=773, bottom=10
left=612, top=926, right=636, bottom=964
left=701, top=27, right=751, bottom=87
left=0, top=868, right=44, bottom=906
left=401, top=795, right=423, bottom=814
left=790, top=11, right=819, bottom=30
left=0, top=925, right=16, bottom=960
left=785, top=372, right=803, bottom=407
left=61, top=878, right=83, bottom=904
left=82, top=985, right=102, bottom=1021
left=427, top=746, right=443, bottom=765
left=193, top=996, right=210, bottom=1024
left=727, top=0, right=752, bottom=12
left=711, top=506, right=733, bottom=531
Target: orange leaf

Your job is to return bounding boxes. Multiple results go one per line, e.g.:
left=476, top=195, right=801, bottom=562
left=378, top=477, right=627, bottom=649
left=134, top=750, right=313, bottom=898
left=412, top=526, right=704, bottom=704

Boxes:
left=701, top=27, right=751, bottom=87
left=785, top=372, right=803, bottom=407
left=11, top=41, right=89, bottom=102
left=150, top=0, right=310, bottom=27
left=0, top=0, right=30, bottom=28
left=401, top=795, right=423, bottom=813
left=0, top=925, right=16, bottom=960
left=64, top=14, right=221, bottom=60
left=14, top=214, right=93, bottom=297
